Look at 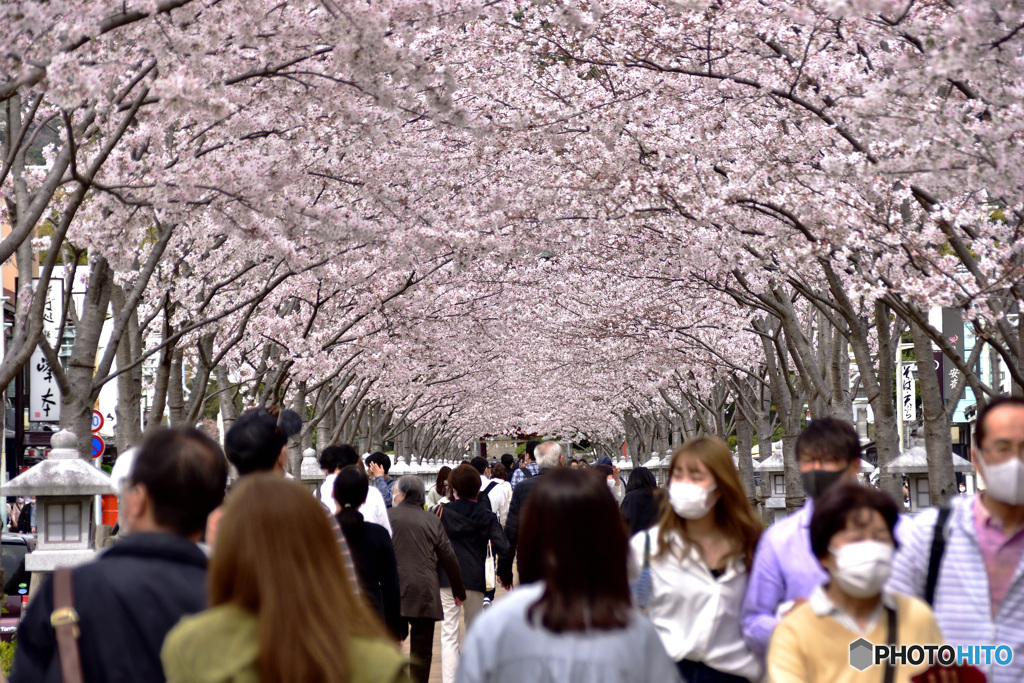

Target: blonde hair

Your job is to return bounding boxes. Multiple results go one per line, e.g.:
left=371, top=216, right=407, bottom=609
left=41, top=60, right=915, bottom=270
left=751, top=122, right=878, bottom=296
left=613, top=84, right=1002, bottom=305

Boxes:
left=210, top=474, right=387, bottom=683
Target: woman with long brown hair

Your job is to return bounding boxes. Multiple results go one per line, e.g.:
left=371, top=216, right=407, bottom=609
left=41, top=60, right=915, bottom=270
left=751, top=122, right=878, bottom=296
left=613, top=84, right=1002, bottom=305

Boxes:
left=630, top=437, right=763, bottom=682
left=456, top=468, right=680, bottom=683
left=161, top=474, right=405, bottom=683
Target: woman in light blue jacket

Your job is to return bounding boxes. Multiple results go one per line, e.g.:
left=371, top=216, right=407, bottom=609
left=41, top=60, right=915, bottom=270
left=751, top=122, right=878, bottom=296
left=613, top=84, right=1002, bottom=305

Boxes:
left=456, top=468, right=680, bottom=683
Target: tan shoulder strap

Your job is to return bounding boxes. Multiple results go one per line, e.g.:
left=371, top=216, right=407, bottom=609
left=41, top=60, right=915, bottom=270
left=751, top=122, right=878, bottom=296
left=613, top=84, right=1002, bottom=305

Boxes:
left=51, top=568, right=85, bottom=683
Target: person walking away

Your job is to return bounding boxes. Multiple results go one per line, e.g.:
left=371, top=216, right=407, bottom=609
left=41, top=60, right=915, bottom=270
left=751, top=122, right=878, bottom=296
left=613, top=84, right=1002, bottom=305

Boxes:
left=471, top=456, right=511, bottom=525
left=16, top=497, right=34, bottom=534
left=389, top=475, right=467, bottom=683
left=11, top=428, right=228, bottom=683
left=768, top=481, right=942, bottom=682
left=457, top=467, right=681, bottom=683
left=888, top=396, right=1024, bottom=683
left=334, top=465, right=404, bottom=640
left=741, top=418, right=864, bottom=656
left=427, top=466, right=452, bottom=509
left=366, top=451, right=395, bottom=508
left=632, top=437, right=763, bottom=682
left=162, top=474, right=405, bottom=683
left=510, top=440, right=540, bottom=488
left=500, top=441, right=564, bottom=586
left=6, top=497, right=23, bottom=532
left=620, top=466, right=662, bottom=536
left=436, top=464, right=510, bottom=683
left=500, top=453, right=516, bottom=479
left=215, top=408, right=361, bottom=593
left=321, top=445, right=392, bottom=536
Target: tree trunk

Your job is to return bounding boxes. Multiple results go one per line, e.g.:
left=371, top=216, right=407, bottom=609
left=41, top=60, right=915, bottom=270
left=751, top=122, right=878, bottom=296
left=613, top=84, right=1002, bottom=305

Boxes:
left=167, top=348, right=185, bottom=427
left=735, top=409, right=756, bottom=503
left=61, top=256, right=113, bottom=458
left=911, top=322, right=957, bottom=506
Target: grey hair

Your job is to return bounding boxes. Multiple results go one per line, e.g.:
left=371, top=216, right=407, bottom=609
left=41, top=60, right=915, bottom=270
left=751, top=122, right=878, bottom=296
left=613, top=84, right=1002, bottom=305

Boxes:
left=534, top=441, right=563, bottom=469
left=395, top=475, right=426, bottom=507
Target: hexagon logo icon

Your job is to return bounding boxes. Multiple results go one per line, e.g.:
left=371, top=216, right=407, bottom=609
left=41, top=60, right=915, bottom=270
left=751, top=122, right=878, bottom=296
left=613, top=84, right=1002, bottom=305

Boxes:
left=849, top=638, right=874, bottom=671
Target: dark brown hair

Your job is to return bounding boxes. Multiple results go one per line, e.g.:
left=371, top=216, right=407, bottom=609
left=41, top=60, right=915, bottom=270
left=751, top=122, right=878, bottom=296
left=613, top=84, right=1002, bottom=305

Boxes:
left=796, top=417, right=861, bottom=464
left=810, top=480, right=900, bottom=559
left=492, top=463, right=509, bottom=481
left=435, top=466, right=452, bottom=496
left=210, top=474, right=387, bottom=683
left=976, top=396, right=1024, bottom=448
left=519, top=468, right=631, bottom=633
left=450, top=463, right=481, bottom=500
left=656, top=437, right=762, bottom=570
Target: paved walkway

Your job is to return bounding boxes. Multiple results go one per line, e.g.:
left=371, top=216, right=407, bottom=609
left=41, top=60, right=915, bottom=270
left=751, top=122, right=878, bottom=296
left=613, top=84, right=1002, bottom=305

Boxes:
left=400, top=585, right=511, bottom=682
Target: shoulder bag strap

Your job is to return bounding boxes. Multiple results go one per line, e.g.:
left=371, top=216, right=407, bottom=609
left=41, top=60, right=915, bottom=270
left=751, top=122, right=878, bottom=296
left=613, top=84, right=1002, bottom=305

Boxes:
left=51, top=567, right=85, bottom=683
left=483, top=481, right=499, bottom=496
left=643, top=530, right=651, bottom=569
left=882, top=604, right=898, bottom=683
left=924, top=506, right=952, bottom=606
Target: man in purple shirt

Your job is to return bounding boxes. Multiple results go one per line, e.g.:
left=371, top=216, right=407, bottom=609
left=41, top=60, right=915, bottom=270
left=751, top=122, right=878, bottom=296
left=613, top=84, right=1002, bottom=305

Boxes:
left=741, top=418, right=864, bottom=656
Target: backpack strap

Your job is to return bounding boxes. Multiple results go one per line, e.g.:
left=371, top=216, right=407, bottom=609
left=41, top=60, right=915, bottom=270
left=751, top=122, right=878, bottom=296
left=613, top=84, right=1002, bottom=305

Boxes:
left=482, top=481, right=499, bottom=497
left=882, top=604, right=898, bottom=683
left=51, top=567, right=85, bottom=683
left=643, top=530, right=651, bottom=570
left=924, top=506, right=952, bottom=607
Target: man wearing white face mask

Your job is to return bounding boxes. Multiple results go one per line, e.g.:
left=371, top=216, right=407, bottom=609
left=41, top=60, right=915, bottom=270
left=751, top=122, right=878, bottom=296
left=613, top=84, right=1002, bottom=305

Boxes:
left=888, top=396, right=1024, bottom=683
left=629, top=437, right=764, bottom=682
left=768, top=481, right=942, bottom=682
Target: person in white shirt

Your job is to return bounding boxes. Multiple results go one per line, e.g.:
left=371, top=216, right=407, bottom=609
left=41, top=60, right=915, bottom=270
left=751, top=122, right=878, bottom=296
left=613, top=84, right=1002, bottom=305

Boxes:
left=320, top=444, right=392, bottom=536
left=470, top=456, right=512, bottom=527
left=629, top=437, right=763, bottom=682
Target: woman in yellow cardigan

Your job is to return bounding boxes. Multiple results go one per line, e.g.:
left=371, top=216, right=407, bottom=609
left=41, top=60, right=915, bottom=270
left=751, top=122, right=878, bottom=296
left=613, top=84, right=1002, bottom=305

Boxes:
left=767, top=481, right=942, bottom=683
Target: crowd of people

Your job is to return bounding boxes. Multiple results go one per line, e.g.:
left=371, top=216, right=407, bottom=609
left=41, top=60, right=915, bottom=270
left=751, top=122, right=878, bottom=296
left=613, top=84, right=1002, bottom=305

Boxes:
left=6, top=398, right=1024, bottom=682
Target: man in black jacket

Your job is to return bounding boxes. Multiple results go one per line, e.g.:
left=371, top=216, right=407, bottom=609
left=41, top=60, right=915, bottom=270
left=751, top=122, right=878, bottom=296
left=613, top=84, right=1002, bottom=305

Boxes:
left=498, top=440, right=564, bottom=586
left=11, top=427, right=228, bottom=683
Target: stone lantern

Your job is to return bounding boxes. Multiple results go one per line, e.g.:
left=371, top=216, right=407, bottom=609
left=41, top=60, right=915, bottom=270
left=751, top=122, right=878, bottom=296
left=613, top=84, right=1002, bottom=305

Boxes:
left=299, top=448, right=325, bottom=497
left=1, top=430, right=115, bottom=583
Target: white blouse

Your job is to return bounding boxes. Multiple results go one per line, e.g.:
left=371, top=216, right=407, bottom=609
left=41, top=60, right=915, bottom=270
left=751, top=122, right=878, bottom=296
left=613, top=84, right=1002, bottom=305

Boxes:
left=629, top=527, right=763, bottom=681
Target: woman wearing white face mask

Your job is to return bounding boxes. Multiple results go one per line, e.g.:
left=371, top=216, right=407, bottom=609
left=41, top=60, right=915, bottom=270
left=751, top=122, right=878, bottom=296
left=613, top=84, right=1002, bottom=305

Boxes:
left=767, top=481, right=943, bottom=683
left=629, top=437, right=763, bottom=682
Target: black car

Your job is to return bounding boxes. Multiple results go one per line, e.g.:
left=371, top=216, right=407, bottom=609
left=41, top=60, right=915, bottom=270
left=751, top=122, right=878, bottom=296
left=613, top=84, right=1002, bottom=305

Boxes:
left=1, top=533, right=35, bottom=641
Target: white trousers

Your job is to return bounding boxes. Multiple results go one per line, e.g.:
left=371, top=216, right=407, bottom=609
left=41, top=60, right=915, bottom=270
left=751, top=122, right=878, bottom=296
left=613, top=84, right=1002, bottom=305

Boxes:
left=440, top=587, right=484, bottom=683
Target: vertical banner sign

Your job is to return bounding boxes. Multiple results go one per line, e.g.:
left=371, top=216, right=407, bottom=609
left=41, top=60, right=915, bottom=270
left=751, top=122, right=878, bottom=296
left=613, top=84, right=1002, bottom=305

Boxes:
left=941, top=308, right=966, bottom=406
left=901, top=364, right=917, bottom=422
left=29, top=275, right=63, bottom=422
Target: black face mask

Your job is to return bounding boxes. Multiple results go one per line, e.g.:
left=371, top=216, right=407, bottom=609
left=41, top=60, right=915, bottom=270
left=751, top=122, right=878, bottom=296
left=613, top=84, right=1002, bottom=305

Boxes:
left=800, top=469, right=847, bottom=499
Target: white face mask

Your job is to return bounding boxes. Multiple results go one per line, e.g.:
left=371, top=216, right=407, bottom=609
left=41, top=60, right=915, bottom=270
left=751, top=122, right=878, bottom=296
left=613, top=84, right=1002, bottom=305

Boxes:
left=668, top=481, right=717, bottom=519
left=978, top=454, right=1024, bottom=506
left=828, top=540, right=894, bottom=598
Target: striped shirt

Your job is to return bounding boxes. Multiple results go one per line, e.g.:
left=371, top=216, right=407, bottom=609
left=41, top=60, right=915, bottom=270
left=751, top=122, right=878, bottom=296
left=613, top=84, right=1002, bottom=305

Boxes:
left=888, top=495, right=1024, bottom=683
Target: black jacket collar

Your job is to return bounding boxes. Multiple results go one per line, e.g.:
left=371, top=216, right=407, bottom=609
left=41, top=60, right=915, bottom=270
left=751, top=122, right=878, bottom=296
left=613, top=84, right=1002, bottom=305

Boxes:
left=100, top=532, right=207, bottom=570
